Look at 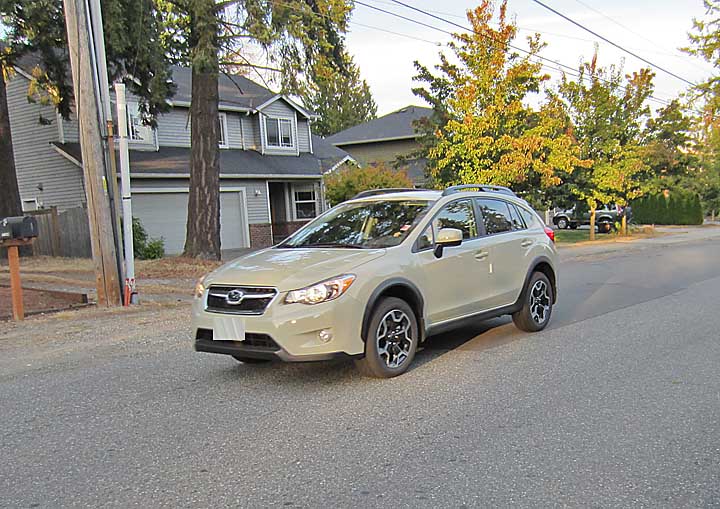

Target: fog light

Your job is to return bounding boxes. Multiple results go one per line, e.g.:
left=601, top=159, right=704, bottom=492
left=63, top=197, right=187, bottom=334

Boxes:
left=318, top=329, right=333, bottom=343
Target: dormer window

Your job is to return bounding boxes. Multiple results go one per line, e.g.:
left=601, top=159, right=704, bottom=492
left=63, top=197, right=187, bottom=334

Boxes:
left=265, top=117, right=293, bottom=149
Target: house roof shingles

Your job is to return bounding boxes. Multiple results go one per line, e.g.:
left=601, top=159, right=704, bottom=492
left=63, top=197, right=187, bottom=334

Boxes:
left=53, top=137, right=350, bottom=177
left=326, top=105, right=431, bottom=146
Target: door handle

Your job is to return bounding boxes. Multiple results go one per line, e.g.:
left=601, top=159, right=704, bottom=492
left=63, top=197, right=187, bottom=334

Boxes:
left=521, top=239, right=533, bottom=248
left=474, top=250, right=489, bottom=261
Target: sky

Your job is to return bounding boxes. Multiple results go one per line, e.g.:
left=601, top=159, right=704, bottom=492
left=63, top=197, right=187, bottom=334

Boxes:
left=345, top=0, right=715, bottom=115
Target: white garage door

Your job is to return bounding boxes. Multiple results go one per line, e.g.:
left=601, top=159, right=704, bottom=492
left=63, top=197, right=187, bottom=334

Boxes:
left=132, top=190, right=249, bottom=255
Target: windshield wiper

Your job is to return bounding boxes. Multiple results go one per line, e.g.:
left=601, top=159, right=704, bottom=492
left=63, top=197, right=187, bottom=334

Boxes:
left=293, top=243, right=368, bottom=249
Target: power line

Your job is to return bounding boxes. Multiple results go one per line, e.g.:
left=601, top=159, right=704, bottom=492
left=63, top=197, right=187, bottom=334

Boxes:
left=351, top=20, right=442, bottom=45
left=362, top=0, right=677, bottom=109
left=529, top=0, right=697, bottom=87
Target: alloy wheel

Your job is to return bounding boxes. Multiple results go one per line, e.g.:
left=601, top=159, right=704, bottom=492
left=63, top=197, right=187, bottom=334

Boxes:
left=376, top=309, right=414, bottom=368
left=529, top=280, right=551, bottom=325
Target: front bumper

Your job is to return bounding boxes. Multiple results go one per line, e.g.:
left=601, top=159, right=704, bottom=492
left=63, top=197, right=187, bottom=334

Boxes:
left=191, top=287, right=367, bottom=361
left=194, top=337, right=361, bottom=362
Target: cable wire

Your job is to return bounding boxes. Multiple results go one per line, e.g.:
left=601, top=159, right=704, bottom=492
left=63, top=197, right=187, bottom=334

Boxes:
left=529, top=0, right=697, bottom=87
left=359, top=0, right=678, bottom=109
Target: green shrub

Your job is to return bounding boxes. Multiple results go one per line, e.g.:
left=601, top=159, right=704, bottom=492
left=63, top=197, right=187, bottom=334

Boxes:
left=127, top=217, right=165, bottom=259
left=142, top=238, right=165, bottom=260
left=630, top=192, right=704, bottom=225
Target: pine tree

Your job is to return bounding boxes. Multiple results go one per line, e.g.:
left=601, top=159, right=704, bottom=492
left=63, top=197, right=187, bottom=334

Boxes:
left=299, top=52, right=376, bottom=137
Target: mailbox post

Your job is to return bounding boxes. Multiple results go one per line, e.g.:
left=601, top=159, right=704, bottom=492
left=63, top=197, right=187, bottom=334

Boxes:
left=1, top=216, right=39, bottom=321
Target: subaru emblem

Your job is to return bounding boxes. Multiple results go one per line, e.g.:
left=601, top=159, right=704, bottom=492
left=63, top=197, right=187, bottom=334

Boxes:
left=225, top=289, right=245, bottom=305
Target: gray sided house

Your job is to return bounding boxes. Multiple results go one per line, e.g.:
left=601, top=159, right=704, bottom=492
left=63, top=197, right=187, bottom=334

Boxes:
left=326, top=105, right=431, bottom=185
left=6, top=64, right=353, bottom=254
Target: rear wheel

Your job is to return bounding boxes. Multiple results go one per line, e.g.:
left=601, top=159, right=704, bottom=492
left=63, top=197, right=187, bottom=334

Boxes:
left=232, top=356, right=270, bottom=364
left=512, top=272, right=554, bottom=332
left=557, top=217, right=569, bottom=229
left=355, top=297, right=418, bottom=378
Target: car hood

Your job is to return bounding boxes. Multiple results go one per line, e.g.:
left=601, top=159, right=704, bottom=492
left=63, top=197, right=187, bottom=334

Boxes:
left=204, top=247, right=386, bottom=291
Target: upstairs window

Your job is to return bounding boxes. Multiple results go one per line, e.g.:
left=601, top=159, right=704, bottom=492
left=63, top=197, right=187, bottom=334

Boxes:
left=265, top=117, right=293, bottom=149
left=126, top=101, right=153, bottom=143
left=218, top=113, right=228, bottom=148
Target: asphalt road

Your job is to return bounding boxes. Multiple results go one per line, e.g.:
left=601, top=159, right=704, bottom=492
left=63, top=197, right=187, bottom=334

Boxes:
left=2, top=231, right=720, bottom=508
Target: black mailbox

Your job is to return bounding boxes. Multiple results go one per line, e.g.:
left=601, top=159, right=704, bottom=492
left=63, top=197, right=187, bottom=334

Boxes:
left=0, top=216, right=39, bottom=240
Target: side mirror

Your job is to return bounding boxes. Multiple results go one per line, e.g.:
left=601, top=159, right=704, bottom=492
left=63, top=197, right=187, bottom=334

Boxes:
left=434, top=228, right=463, bottom=258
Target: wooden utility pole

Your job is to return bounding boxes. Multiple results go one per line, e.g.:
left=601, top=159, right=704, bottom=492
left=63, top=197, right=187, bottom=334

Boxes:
left=62, top=0, right=122, bottom=306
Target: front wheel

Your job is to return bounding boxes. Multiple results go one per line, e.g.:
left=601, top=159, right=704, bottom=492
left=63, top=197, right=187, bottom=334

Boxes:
left=512, top=272, right=554, bottom=332
left=556, top=217, right=569, bottom=229
left=355, top=297, right=419, bottom=378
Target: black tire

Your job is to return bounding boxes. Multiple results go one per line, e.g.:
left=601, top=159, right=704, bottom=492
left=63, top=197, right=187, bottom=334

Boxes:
left=598, top=222, right=612, bottom=234
left=355, top=297, right=419, bottom=378
left=232, top=355, right=271, bottom=364
left=512, top=272, right=554, bottom=333
left=569, top=223, right=578, bottom=230
left=557, top=217, right=569, bottom=229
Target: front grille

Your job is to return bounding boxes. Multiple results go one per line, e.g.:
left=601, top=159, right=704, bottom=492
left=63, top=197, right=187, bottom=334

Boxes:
left=195, top=329, right=280, bottom=351
left=206, top=285, right=277, bottom=315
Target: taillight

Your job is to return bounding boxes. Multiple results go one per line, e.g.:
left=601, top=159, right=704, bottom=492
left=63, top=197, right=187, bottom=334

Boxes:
left=544, top=226, right=555, bottom=242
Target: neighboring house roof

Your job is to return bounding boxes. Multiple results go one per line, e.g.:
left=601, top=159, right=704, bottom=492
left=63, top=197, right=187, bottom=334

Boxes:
left=326, top=105, right=432, bottom=146
left=52, top=139, right=352, bottom=177
left=311, top=135, right=356, bottom=173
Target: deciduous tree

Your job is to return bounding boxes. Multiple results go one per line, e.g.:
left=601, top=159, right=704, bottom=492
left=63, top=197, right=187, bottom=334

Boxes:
left=412, top=0, right=588, bottom=202
left=555, top=56, right=655, bottom=237
left=324, top=163, right=414, bottom=205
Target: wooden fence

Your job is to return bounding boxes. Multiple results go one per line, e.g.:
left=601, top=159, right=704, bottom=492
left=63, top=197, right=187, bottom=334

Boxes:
left=28, top=207, right=92, bottom=258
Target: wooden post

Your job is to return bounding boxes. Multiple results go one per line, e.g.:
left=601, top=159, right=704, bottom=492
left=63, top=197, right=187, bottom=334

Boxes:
left=63, top=0, right=122, bottom=306
left=2, top=238, right=32, bottom=321
left=8, top=245, right=23, bottom=320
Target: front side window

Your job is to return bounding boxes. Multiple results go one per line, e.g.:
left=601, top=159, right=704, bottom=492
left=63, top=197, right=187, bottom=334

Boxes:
left=280, top=200, right=432, bottom=249
left=293, top=185, right=317, bottom=220
left=476, top=198, right=514, bottom=235
left=265, top=117, right=293, bottom=148
left=432, top=199, right=477, bottom=239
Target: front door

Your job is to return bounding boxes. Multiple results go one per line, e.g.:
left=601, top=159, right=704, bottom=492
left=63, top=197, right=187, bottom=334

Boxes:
left=417, top=199, right=490, bottom=326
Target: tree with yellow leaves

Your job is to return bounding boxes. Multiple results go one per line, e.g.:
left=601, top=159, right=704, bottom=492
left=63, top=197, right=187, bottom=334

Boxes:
left=412, top=0, right=589, bottom=205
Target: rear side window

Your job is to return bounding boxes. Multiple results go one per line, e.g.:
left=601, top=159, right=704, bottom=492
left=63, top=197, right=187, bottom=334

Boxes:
left=518, top=206, right=541, bottom=229
left=433, top=199, right=478, bottom=239
left=476, top=199, right=514, bottom=235
left=508, top=204, right=525, bottom=230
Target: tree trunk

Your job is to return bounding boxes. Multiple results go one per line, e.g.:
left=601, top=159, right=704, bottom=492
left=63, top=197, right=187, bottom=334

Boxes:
left=0, top=69, right=23, bottom=219
left=621, top=214, right=628, bottom=236
left=589, top=208, right=596, bottom=241
left=183, top=1, right=221, bottom=260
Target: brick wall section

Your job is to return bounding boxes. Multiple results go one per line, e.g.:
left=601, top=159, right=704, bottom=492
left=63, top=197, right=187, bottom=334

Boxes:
left=249, top=223, right=273, bottom=248
left=271, top=221, right=308, bottom=243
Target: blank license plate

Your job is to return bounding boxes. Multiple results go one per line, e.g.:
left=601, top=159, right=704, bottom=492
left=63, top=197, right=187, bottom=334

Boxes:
left=213, top=316, right=245, bottom=341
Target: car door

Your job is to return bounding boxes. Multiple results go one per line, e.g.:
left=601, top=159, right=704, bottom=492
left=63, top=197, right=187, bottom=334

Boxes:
left=415, top=199, right=490, bottom=326
left=475, top=198, right=532, bottom=309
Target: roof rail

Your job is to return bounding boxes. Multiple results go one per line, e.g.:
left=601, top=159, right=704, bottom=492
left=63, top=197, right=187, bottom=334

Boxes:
left=441, top=184, right=517, bottom=197
left=352, top=188, right=430, bottom=199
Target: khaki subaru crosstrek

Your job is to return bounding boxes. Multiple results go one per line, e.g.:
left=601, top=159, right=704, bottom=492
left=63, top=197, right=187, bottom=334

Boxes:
left=193, top=185, right=558, bottom=378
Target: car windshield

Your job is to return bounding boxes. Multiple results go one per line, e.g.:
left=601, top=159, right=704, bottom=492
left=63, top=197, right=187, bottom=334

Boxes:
left=279, top=200, right=433, bottom=249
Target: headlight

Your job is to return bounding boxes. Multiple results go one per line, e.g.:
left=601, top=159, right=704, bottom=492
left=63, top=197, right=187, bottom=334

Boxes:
left=285, top=274, right=356, bottom=305
left=194, top=277, right=206, bottom=299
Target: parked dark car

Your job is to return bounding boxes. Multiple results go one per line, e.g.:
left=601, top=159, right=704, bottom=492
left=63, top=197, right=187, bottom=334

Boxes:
left=553, top=204, right=622, bottom=233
